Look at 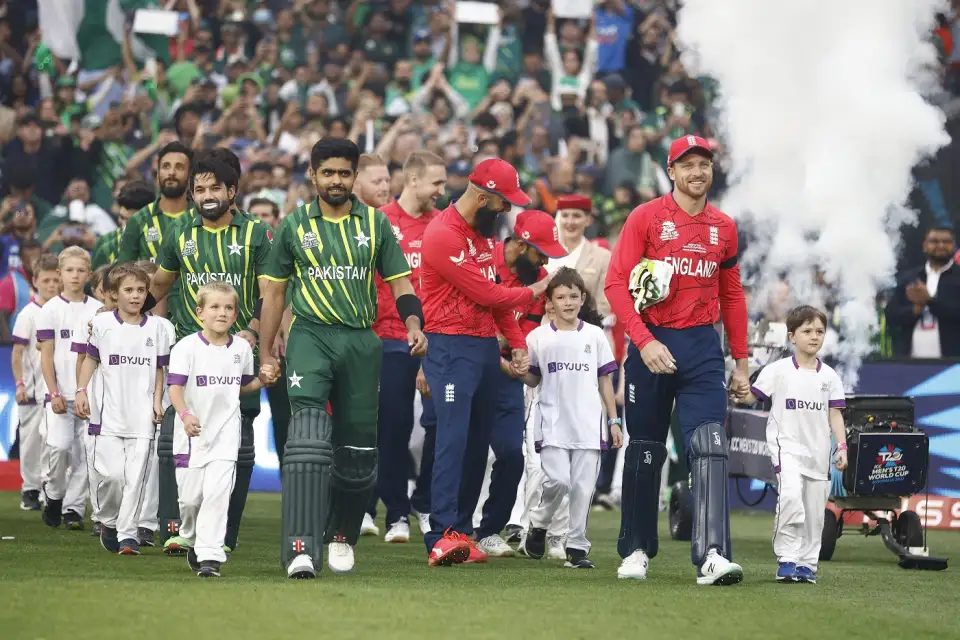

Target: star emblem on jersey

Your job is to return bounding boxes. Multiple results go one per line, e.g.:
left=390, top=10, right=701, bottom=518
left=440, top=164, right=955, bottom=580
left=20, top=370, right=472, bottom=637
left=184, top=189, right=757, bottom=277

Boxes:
left=289, top=371, right=303, bottom=388
left=301, top=232, right=319, bottom=250
left=181, top=239, right=198, bottom=257
left=354, top=231, right=370, bottom=248
left=228, top=243, right=243, bottom=255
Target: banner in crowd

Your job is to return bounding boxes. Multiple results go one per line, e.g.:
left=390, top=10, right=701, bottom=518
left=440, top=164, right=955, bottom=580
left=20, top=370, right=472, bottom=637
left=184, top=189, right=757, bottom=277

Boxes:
left=1, top=352, right=958, bottom=500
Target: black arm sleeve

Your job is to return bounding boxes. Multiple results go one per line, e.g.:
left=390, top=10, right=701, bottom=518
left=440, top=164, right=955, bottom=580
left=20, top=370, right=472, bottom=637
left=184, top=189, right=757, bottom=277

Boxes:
left=395, top=293, right=424, bottom=329
left=141, top=292, right=158, bottom=313
left=253, top=297, right=263, bottom=321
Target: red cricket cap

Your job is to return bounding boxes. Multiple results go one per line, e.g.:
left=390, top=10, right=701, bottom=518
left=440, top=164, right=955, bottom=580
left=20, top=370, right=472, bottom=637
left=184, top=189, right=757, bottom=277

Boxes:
left=469, top=158, right=531, bottom=207
left=667, top=135, right=714, bottom=166
left=514, top=210, right=567, bottom=259
left=556, top=194, right=593, bottom=212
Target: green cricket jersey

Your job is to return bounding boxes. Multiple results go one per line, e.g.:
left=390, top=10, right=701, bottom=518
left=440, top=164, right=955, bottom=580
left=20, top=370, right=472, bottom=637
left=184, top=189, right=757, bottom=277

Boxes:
left=264, top=196, right=410, bottom=329
left=91, top=227, right=122, bottom=269
left=117, top=199, right=194, bottom=330
left=157, top=209, right=272, bottom=340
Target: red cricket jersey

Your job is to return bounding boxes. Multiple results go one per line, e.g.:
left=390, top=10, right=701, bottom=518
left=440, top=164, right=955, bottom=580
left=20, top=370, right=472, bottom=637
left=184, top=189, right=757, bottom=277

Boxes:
left=420, top=206, right=532, bottom=348
left=604, top=194, right=749, bottom=358
left=493, top=240, right=547, bottom=355
left=373, top=200, right=439, bottom=341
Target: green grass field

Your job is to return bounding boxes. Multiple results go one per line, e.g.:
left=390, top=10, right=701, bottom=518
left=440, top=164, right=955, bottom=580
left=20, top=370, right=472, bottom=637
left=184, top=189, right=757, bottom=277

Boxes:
left=1, top=493, right=957, bottom=640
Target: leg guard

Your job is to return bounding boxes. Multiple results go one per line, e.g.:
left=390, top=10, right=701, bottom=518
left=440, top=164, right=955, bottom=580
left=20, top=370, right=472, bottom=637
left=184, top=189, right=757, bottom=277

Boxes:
left=224, top=416, right=255, bottom=550
left=326, top=446, right=378, bottom=546
left=157, top=406, right=181, bottom=543
left=617, top=440, right=667, bottom=559
left=689, top=422, right=732, bottom=566
left=281, top=408, right=334, bottom=569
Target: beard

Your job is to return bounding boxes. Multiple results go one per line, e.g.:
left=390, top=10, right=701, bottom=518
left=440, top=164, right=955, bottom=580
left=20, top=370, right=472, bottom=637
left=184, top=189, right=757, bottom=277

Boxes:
left=198, top=199, right=230, bottom=221
left=319, top=186, right=351, bottom=206
left=474, top=205, right=501, bottom=238
left=515, top=254, right=541, bottom=285
left=160, top=179, right=187, bottom=198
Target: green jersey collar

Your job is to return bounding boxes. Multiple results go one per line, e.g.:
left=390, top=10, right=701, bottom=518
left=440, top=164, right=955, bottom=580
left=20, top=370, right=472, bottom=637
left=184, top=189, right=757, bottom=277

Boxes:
left=190, top=208, right=245, bottom=228
left=306, top=195, right=367, bottom=219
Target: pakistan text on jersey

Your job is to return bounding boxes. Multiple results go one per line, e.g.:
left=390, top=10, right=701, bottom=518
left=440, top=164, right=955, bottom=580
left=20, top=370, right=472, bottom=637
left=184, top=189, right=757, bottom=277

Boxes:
left=307, top=265, right=369, bottom=281
left=664, top=256, right=718, bottom=278
left=185, top=272, right=243, bottom=287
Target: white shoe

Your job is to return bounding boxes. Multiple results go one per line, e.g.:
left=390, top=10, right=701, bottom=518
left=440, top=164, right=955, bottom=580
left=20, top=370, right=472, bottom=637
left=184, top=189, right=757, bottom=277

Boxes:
left=286, top=553, right=316, bottom=579
left=617, top=550, right=649, bottom=580
left=697, top=549, right=743, bottom=586
left=384, top=520, right=410, bottom=543
left=327, top=539, right=355, bottom=574
left=360, top=513, right=379, bottom=537
left=547, top=535, right=566, bottom=561
left=417, top=512, right=431, bottom=536
left=477, top=534, right=516, bottom=557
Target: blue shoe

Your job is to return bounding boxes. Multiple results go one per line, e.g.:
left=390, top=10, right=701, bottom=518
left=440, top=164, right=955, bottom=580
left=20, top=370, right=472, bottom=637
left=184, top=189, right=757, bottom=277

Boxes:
left=119, top=538, right=140, bottom=555
left=776, top=562, right=797, bottom=582
left=100, top=526, right=121, bottom=553
left=795, top=566, right=817, bottom=583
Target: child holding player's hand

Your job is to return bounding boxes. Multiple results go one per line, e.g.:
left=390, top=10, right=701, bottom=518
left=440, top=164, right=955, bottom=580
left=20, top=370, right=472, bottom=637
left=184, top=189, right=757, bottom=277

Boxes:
left=167, top=282, right=277, bottom=578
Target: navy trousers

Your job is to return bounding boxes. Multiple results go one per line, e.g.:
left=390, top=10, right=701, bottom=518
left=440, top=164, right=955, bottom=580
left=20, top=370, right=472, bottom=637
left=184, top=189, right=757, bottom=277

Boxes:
left=475, top=370, right=525, bottom=539
left=411, top=395, right=436, bottom=516
left=422, top=333, right=500, bottom=551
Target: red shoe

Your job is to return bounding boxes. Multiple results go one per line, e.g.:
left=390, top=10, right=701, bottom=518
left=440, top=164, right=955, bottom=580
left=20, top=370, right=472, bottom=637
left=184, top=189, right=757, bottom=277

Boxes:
left=428, top=529, right=471, bottom=567
left=463, top=536, right=488, bottom=564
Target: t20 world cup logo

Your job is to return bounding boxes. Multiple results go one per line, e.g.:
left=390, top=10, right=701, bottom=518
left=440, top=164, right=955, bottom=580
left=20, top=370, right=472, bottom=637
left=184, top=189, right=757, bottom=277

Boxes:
left=877, top=444, right=904, bottom=467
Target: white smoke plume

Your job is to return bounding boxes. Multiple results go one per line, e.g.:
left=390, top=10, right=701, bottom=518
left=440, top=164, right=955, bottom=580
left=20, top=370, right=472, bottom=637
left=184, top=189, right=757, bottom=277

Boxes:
left=675, top=0, right=951, bottom=387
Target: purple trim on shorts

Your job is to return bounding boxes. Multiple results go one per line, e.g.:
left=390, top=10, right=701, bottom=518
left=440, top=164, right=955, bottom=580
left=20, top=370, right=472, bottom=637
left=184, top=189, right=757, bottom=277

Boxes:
left=829, top=399, right=846, bottom=408
left=173, top=454, right=190, bottom=468
left=11, top=335, right=28, bottom=345
left=157, top=354, right=169, bottom=368
left=598, top=361, right=618, bottom=376
left=36, top=329, right=55, bottom=341
left=167, top=373, right=188, bottom=386
left=240, top=374, right=256, bottom=386
left=529, top=365, right=541, bottom=376
left=88, top=423, right=101, bottom=436
left=86, top=344, right=99, bottom=359
left=750, top=386, right=768, bottom=402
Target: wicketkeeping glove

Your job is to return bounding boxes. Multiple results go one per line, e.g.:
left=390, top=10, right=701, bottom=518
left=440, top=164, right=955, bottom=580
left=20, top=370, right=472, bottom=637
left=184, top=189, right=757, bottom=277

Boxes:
left=628, top=258, right=674, bottom=313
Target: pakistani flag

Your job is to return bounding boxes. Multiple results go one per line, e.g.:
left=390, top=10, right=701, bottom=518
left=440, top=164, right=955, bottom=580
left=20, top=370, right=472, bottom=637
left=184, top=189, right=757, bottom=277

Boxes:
left=37, top=0, right=171, bottom=71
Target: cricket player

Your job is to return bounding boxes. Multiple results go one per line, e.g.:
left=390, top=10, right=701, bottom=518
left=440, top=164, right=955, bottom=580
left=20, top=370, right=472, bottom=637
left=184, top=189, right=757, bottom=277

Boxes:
left=167, top=282, right=274, bottom=578
left=75, top=264, right=170, bottom=555
left=258, top=138, right=427, bottom=579
left=605, top=135, right=750, bottom=585
left=418, top=158, right=552, bottom=566
left=116, top=141, right=195, bottom=323
left=737, top=305, right=848, bottom=584
left=372, top=150, right=446, bottom=543
left=92, top=181, right=156, bottom=269
left=37, top=247, right=103, bottom=529
left=355, top=153, right=392, bottom=209
left=474, top=209, right=567, bottom=558
left=11, top=254, right=59, bottom=511
left=522, top=267, right=623, bottom=568
left=150, top=155, right=272, bottom=555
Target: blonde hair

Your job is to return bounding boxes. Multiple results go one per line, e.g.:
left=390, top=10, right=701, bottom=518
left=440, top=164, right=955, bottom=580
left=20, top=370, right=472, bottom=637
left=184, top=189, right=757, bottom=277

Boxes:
left=403, top=150, right=445, bottom=178
left=107, top=264, right=150, bottom=292
left=135, top=259, right=159, bottom=277
left=196, top=281, right=238, bottom=309
left=357, top=153, right=386, bottom=172
left=58, top=246, right=91, bottom=269
left=32, top=253, right=60, bottom=276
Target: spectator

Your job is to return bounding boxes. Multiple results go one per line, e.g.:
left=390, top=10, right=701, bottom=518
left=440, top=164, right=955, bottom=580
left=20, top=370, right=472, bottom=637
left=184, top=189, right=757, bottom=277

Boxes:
left=45, top=178, right=116, bottom=248
left=248, top=196, right=280, bottom=229
left=886, top=227, right=960, bottom=358
left=0, top=198, right=39, bottom=279
left=3, top=111, right=75, bottom=204
left=605, top=125, right=659, bottom=199
left=0, top=237, right=41, bottom=342
left=595, top=0, right=636, bottom=76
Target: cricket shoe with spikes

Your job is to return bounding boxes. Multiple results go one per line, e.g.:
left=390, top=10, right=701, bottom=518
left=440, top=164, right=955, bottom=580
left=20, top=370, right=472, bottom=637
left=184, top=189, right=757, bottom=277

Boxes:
left=428, top=529, right=471, bottom=567
left=697, top=548, right=743, bottom=586
left=327, top=534, right=355, bottom=574
left=287, top=554, right=316, bottom=579
left=164, top=536, right=191, bottom=556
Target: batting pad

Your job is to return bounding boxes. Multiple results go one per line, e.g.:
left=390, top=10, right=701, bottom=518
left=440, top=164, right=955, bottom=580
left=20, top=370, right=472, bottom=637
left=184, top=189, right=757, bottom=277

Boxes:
left=689, top=422, right=733, bottom=566
left=617, top=440, right=667, bottom=560
left=157, top=406, right=181, bottom=542
left=281, top=408, right=334, bottom=569
left=326, top=446, right=378, bottom=546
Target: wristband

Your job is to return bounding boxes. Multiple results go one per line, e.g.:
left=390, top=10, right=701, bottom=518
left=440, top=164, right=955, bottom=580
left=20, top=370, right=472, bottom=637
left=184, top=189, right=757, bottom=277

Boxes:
left=51, top=391, right=62, bottom=398
left=76, top=387, right=87, bottom=395
left=607, top=417, right=622, bottom=427
left=179, top=409, right=192, bottom=420
left=837, top=442, right=848, bottom=451
left=16, top=380, right=24, bottom=387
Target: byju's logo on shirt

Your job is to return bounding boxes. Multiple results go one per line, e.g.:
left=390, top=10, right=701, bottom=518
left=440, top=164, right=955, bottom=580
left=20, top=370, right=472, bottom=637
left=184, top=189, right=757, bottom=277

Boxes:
left=60, top=329, right=71, bottom=339
left=785, top=398, right=824, bottom=411
left=546, top=362, right=591, bottom=373
left=108, top=355, right=151, bottom=366
left=195, top=375, right=242, bottom=387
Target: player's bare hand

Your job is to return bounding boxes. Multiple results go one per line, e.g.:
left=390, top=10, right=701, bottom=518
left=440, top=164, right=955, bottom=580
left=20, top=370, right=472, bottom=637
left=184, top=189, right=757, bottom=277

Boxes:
left=610, top=423, right=624, bottom=449
left=74, top=392, right=90, bottom=419
left=728, top=367, right=751, bottom=399
left=834, top=449, right=848, bottom=471
left=15, top=387, right=28, bottom=405
left=236, top=330, right=257, bottom=350
left=183, top=414, right=201, bottom=437
left=639, top=340, right=676, bottom=374
left=259, top=355, right=280, bottom=386
left=408, top=328, right=428, bottom=357
left=416, top=367, right=431, bottom=397
left=51, top=395, right=67, bottom=415
left=528, top=273, right=553, bottom=299
left=154, top=402, right=164, bottom=424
